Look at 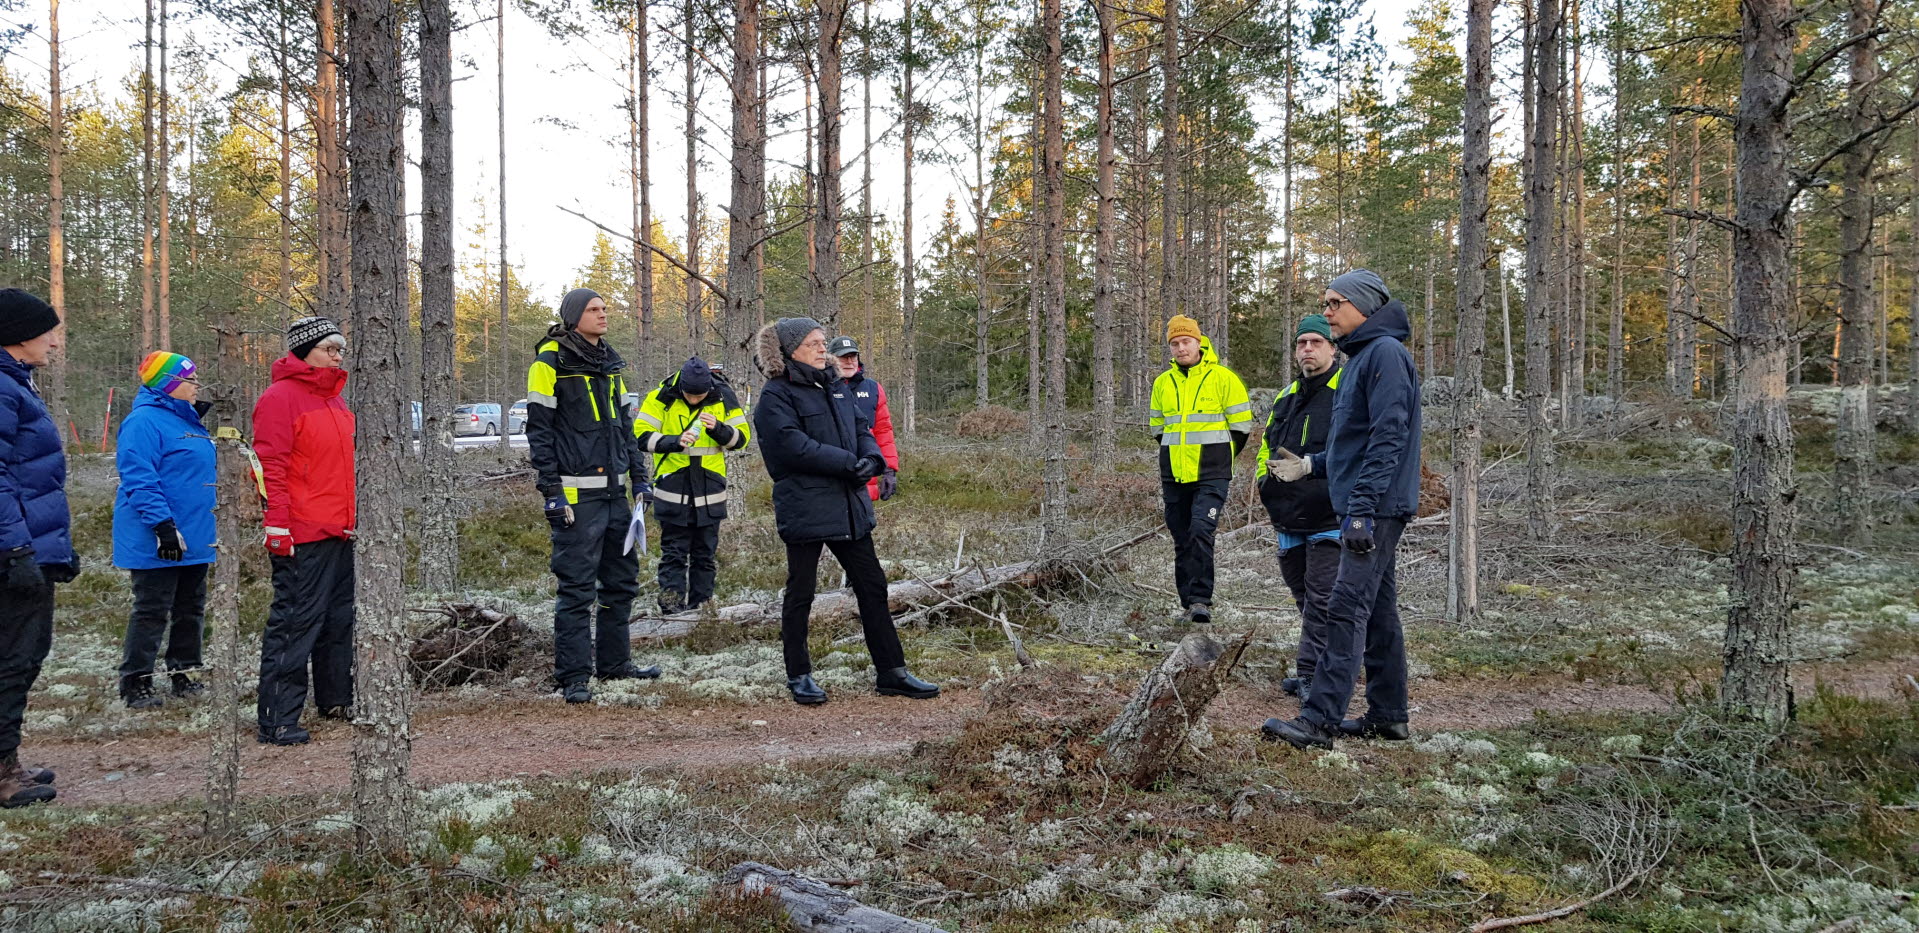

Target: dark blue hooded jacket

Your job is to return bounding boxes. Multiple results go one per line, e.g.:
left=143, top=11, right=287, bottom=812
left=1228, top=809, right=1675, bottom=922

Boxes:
left=751, top=322, right=883, bottom=544
left=1321, top=299, right=1423, bottom=520
left=0, top=349, right=73, bottom=566
left=113, top=386, right=218, bottom=569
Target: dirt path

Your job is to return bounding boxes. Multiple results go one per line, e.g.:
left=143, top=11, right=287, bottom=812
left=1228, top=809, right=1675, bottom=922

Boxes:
left=36, top=657, right=1914, bottom=807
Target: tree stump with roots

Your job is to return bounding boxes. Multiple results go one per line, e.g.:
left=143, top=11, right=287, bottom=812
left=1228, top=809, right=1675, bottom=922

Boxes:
left=1099, top=632, right=1249, bottom=788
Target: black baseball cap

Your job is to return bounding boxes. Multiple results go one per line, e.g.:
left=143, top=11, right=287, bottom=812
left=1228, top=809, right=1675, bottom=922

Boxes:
left=828, top=336, right=860, bottom=357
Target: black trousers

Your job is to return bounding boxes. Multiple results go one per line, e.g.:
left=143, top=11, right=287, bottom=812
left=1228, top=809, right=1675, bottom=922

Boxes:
left=119, top=564, right=209, bottom=687
left=0, top=580, right=54, bottom=759
left=1162, top=479, right=1230, bottom=607
left=1303, top=517, right=1410, bottom=728
left=657, top=521, right=720, bottom=609
left=258, top=536, right=356, bottom=731
left=551, top=495, right=639, bottom=686
left=1277, top=539, right=1341, bottom=680
left=780, top=534, right=906, bottom=678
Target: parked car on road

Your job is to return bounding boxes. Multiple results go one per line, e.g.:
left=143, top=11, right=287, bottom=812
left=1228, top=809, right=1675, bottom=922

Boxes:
left=453, top=403, right=503, bottom=437
left=508, top=399, right=528, bottom=435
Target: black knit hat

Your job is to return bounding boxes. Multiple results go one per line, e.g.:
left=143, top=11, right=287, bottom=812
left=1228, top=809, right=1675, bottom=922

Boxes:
left=286, top=316, right=342, bottom=359
left=0, top=288, right=60, bottom=346
left=678, top=357, right=715, bottom=395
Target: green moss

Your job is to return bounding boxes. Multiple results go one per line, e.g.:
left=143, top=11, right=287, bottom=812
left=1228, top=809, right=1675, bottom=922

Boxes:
left=1335, top=829, right=1544, bottom=902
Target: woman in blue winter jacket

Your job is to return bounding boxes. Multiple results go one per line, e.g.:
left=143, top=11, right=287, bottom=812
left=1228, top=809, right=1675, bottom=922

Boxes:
left=112, top=351, right=216, bottom=709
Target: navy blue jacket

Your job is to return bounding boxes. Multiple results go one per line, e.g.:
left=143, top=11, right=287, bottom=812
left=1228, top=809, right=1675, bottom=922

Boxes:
left=0, top=349, right=74, bottom=566
left=753, top=331, right=883, bottom=545
left=1321, top=300, right=1422, bottom=520
left=113, top=386, right=218, bottom=569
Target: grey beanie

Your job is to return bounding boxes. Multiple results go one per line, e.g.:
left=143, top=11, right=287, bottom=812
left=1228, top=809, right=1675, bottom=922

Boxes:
left=1328, top=269, right=1391, bottom=316
left=557, top=288, right=601, bottom=330
left=774, top=317, right=824, bottom=358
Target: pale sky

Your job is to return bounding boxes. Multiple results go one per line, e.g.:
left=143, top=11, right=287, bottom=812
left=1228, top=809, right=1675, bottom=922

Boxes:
left=3, top=0, right=1430, bottom=303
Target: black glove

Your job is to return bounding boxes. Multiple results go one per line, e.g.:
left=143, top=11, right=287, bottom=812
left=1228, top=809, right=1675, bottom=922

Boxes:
left=635, top=479, right=655, bottom=507
left=43, top=562, right=79, bottom=584
left=878, top=470, right=898, bottom=501
left=1341, top=516, right=1376, bottom=555
left=852, top=456, right=884, bottom=481
left=2, top=547, right=43, bottom=591
left=155, top=519, right=186, bottom=562
left=192, top=400, right=213, bottom=419
left=543, top=493, right=575, bottom=530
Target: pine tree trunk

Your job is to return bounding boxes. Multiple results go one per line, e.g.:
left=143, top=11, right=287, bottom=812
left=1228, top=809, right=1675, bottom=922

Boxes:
left=1669, top=105, right=1702, bottom=397
left=1281, top=0, right=1296, bottom=387
left=1524, top=0, right=1560, bottom=541
left=1027, top=66, right=1043, bottom=436
left=1721, top=0, right=1798, bottom=724
left=1908, top=118, right=1919, bottom=433
left=278, top=8, right=294, bottom=316
left=418, top=0, right=459, bottom=593
left=1568, top=4, right=1588, bottom=425
left=685, top=0, right=704, bottom=353
left=345, top=0, right=416, bottom=851
left=726, top=0, right=763, bottom=377
left=1039, top=0, right=1067, bottom=537
left=1160, top=0, right=1180, bottom=328
left=157, top=0, right=171, bottom=352
left=202, top=315, right=248, bottom=837
left=1451, top=0, right=1493, bottom=627
left=46, top=0, right=65, bottom=427
left=315, top=0, right=347, bottom=315
left=1133, top=62, right=1153, bottom=403
left=496, top=0, right=511, bottom=460
left=1833, top=0, right=1880, bottom=546
left=972, top=3, right=990, bottom=409
left=142, top=0, right=155, bottom=354
left=636, top=1, right=656, bottom=377
left=1501, top=252, right=1515, bottom=398
left=1608, top=0, right=1626, bottom=403
left=900, top=3, right=917, bottom=436
left=1091, top=0, right=1118, bottom=472
left=811, top=0, right=845, bottom=324
left=860, top=0, right=874, bottom=354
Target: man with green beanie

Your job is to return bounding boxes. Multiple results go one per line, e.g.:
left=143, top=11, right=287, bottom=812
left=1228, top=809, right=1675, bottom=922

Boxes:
left=1257, top=314, right=1342, bottom=703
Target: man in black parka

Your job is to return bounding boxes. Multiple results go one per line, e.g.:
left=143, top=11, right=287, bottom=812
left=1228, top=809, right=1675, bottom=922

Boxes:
left=752, top=318, right=938, bottom=707
left=1256, top=314, right=1343, bottom=704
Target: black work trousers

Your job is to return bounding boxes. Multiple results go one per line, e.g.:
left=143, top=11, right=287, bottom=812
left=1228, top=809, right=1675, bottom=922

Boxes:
left=1162, top=479, right=1230, bottom=608
left=1302, top=517, right=1410, bottom=728
left=1277, top=539, right=1341, bottom=681
left=657, top=521, right=720, bottom=610
left=119, top=564, right=209, bottom=687
left=780, top=534, right=906, bottom=678
left=258, top=536, right=356, bottom=732
left=550, top=494, right=639, bottom=686
left=0, top=580, right=54, bottom=759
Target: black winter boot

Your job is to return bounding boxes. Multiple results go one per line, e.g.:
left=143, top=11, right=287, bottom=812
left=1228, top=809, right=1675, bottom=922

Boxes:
left=787, top=675, right=827, bottom=705
left=875, top=667, right=940, bottom=700
left=598, top=663, right=662, bottom=681
left=256, top=724, right=311, bottom=746
left=562, top=682, right=593, bottom=704
left=1259, top=716, right=1336, bottom=750
left=1338, top=717, right=1410, bottom=741
left=1188, top=603, right=1213, bottom=625
left=121, top=675, right=164, bottom=710
left=170, top=671, right=205, bottom=698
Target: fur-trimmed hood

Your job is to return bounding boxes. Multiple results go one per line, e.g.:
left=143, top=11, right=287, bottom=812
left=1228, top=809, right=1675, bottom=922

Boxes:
left=754, top=321, right=787, bottom=379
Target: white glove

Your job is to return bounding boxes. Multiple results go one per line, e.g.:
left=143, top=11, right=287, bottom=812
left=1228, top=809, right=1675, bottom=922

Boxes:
left=1268, top=448, right=1312, bottom=483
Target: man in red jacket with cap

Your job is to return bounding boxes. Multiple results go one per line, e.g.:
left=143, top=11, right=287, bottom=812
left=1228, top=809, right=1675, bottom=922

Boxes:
left=251, top=316, right=355, bottom=746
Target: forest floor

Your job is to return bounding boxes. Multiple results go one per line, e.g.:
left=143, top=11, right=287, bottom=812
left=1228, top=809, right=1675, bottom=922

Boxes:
left=4, top=390, right=1919, bottom=932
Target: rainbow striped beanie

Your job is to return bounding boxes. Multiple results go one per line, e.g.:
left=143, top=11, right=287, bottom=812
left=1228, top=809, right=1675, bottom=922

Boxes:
left=139, top=351, right=197, bottom=394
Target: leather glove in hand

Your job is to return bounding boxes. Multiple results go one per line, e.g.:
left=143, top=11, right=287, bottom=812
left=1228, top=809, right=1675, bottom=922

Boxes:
left=877, top=470, right=898, bottom=501
left=155, top=519, right=186, bottom=562
left=43, top=561, right=79, bottom=584
left=2, top=547, right=44, bottom=591
left=1341, top=516, right=1376, bottom=555
left=852, top=456, right=884, bottom=481
left=543, top=494, right=576, bottom=530
left=1268, top=448, right=1312, bottom=483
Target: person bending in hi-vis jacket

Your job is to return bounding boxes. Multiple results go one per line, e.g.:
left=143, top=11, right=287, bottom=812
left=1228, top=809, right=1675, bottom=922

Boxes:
left=1149, top=314, right=1254, bottom=626
left=525, top=288, right=659, bottom=705
left=635, top=357, right=750, bottom=615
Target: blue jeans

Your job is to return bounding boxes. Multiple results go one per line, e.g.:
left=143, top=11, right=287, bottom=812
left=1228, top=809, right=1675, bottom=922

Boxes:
left=1302, top=516, right=1409, bottom=727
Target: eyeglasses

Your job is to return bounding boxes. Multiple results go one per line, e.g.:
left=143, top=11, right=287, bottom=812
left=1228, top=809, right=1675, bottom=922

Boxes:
left=318, top=342, right=347, bottom=356
left=800, top=337, right=828, bottom=350
left=1319, top=298, right=1348, bottom=312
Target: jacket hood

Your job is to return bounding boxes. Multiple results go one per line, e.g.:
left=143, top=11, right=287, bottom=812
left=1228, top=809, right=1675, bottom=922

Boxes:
left=133, top=384, right=204, bottom=425
left=270, top=353, right=348, bottom=397
left=755, top=321, right=787, bottom=378
left=1338, top=300, right=1412, bottom=355
left=0, top=347, right=30, bottom=385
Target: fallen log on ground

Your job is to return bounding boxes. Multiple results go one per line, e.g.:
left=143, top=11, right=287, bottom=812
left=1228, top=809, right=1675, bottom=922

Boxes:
left=1099, top=632, right=1250, bottom=789
left=410, top=603, right=532, bottom=689
left=631, top=526, right=1160, bottom=641
left=720, top=862, right=948, bottom=933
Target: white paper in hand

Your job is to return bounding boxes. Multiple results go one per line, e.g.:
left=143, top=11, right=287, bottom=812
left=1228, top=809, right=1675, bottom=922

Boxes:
left=622, top=509, right=648, bottom=555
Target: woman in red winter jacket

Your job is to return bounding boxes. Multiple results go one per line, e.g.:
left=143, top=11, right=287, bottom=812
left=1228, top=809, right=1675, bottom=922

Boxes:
left=250, top=316, right=356, bottom=747
left=827, top=337, right=899, bottom=503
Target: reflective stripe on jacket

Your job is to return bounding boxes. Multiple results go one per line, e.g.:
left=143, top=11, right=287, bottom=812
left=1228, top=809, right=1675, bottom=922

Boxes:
left=1148, top=336, right=1253, bottom=484
left=525, top=337, right=643, bottom=504
left=636, top=372, right=750, bottom=526
left=1255, top=367, right=1341, bottom=535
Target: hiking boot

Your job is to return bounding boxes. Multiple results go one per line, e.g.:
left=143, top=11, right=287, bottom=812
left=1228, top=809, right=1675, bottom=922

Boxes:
left=787, top=675, right=827, bottom=706
left=1260, top=716, right=1336, bottom=750
left=170, top=672, right=206, bottom=698
left=562, top=682, right=593, bottom=704
left=1338, top=717, right=1411, bottom=741
left=23, top=766, right=54, bottom=785
left=256, top=724, right=311, bottom=746
left=658, top=593, right=688, bottom=616
left=0, top=754, right=56, bottom=809
left=875, top=667, right=939, bottom=700
left=318, top=705, right=354, bottom=721
left=1188, top=603, right=1213, bottom=625
left=598, top=663, right=662, bottom=681
left=120, top=675, right=164, bottom=711
left=1280, top=676, right=1304, bottom=697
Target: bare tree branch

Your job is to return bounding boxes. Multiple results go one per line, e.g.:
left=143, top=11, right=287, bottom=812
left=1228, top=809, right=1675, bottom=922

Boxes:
left=558, top=205, right=730, bottom=302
